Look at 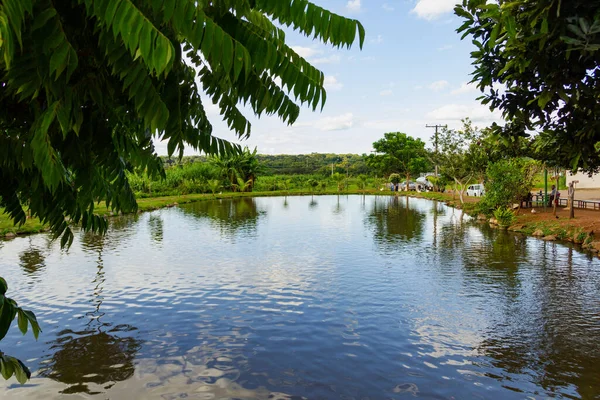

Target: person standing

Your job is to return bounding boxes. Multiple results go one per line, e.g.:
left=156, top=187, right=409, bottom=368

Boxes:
left=548, top=185, right=556, bottom=207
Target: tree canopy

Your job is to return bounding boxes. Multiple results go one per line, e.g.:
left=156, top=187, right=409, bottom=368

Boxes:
left=434, top=119, right=484, bottom=204
left=366, top=132, right=429, bottom=186
left=0, top=0, right=365, bottom=246
left=456, top=0, right=600, bottom=172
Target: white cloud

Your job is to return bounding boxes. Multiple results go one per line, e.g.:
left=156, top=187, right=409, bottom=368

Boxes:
left=317, top=113, right=354, bottom=131
left=382, top=3, right=395, bottom=11
left=427, top=103, right=503, bottom=124
left=291, top=46, right=322, bottom=59
left=324, top=76, right=344, bottom=91
left=412, top=0, right=456, bottom=20
left=451, top=82, right=479, bottom=95
left=380, top=89, right=393, bottom=96
left=346, top=0, right=361, bottom=12
left=290, top=46, right=341, bottom=64
left=311, top=54, right=342, bottom=64
left=370, top=35, right=384, bottom=44
left=428, top=80, right=449, bottom=92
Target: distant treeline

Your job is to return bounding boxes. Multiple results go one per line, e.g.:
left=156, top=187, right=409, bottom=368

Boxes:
left=161, top=153, right=373, bottom=176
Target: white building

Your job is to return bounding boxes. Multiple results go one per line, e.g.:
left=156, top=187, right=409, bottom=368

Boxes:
left=567, top=171, right=600, bottom=189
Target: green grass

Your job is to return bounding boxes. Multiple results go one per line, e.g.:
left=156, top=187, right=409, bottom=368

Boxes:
left=0, top=213, right=46, bottom=236
left=532, top=173, right=567, bottom=190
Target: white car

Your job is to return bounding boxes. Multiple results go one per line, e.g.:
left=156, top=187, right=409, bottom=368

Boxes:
left=466, top=184, right=485, bottom=197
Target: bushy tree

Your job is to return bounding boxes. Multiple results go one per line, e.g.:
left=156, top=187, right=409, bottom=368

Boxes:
left=456, top=0, right=600, bottom=172
left=434, top=119, right=484, bottom=204
left=211, top=147, right=263, bottom=191
left=332, top=172, right=345, bottom=192
left=356, top=174, right=368, bottom=191
left=477, top=158, right=542, bottom=215
left=367, top=133, right=429, bottom=190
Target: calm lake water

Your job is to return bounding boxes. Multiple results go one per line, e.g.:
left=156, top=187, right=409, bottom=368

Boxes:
left=1, top=195, right=599, bottom=399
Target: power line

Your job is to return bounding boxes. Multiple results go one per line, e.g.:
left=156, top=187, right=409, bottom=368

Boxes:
left=426, top=124, right=447, bottom=178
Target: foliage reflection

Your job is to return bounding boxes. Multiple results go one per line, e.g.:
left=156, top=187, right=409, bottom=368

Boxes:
left=180, top=197, right=264, bottom=239
left=38, top=245, right=140, bottom=394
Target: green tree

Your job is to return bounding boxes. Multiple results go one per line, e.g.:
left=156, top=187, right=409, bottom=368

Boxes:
left=367, top=133, right=429, bottom=191
left=356, top=174, right=368, bottom=192
left=435, top=119, right=483, bottom=204
left=1, top=0, right=364, bottom=244
left=210, top=147, right=263, bottom=191
left=332, top=172, right=345, bottom=192
left=0, top=0, right=364, bottom=383
left=307, top=178, right=319, bottom=195
left=478, top=158, right=542, bottom=215
left=456, top=0, right=600, bottom=172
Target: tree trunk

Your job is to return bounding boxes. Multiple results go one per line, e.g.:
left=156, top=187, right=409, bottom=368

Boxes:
left=405, top=173, right=410, bottom=191
left=553, top=173, right=559, bottom=216
left=454, top=179, right=465, bottom=204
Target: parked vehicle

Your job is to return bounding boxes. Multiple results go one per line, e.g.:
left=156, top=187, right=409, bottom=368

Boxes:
left=400, top=181, right=417, bottom=190
left=466, top=184, right=485, bottom=197
left=416, top=177, right=434, bottom=191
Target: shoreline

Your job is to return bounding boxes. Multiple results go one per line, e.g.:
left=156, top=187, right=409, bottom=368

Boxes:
left=2, top=191, right=598, bottom=255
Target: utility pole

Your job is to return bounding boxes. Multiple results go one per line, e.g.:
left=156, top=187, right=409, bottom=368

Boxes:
left=426, top=124, right=447, bottom=178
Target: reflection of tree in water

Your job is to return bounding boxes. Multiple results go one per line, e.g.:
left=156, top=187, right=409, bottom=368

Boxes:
left=148, top=214, right=164, bottom=244
left=79, top=213, right=139, bottom=253
left=439, top=222, right=527, bottom=292
left=332, top=195, right=344, bottom=214
left=19, top=239, right=47, bottom=279
left=475, top=243, right=600, bottom=398
left=309, top=198, right=318, bottom=209
left=39, top=246, right=140, bottom=394
left=365, top=196, right=426, bottom=248
left=181, top=197, right=264, bottom=238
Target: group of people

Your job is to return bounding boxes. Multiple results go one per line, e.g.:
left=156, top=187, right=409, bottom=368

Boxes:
left=534, top=185, right=559, bottom=207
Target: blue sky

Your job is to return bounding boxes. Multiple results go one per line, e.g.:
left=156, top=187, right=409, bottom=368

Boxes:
left=158, top=0, right=503, bottom=156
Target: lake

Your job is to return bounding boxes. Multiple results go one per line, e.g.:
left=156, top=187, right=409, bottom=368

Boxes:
left=1, top=195, right=599, bottom=399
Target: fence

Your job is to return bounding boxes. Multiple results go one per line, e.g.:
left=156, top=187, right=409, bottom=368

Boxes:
left=532, top=194, right=600, bottom=210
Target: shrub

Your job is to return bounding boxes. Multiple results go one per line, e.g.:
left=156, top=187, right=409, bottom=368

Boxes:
left=477, top=158, right=541, bottom=215
left=493, top=207, right=516, bottom=227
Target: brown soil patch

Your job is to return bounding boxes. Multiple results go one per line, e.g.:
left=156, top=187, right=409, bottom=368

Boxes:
left=515, top=206, right=600, bottom=233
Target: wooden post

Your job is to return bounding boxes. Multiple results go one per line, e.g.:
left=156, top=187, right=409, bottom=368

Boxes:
left=568, top=181, right=575, bottom=219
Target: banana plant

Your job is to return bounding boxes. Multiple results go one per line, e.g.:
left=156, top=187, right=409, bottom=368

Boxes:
left=232, top=172, right=252, bottom=193
left=208, top=179, right=222, bottom=196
